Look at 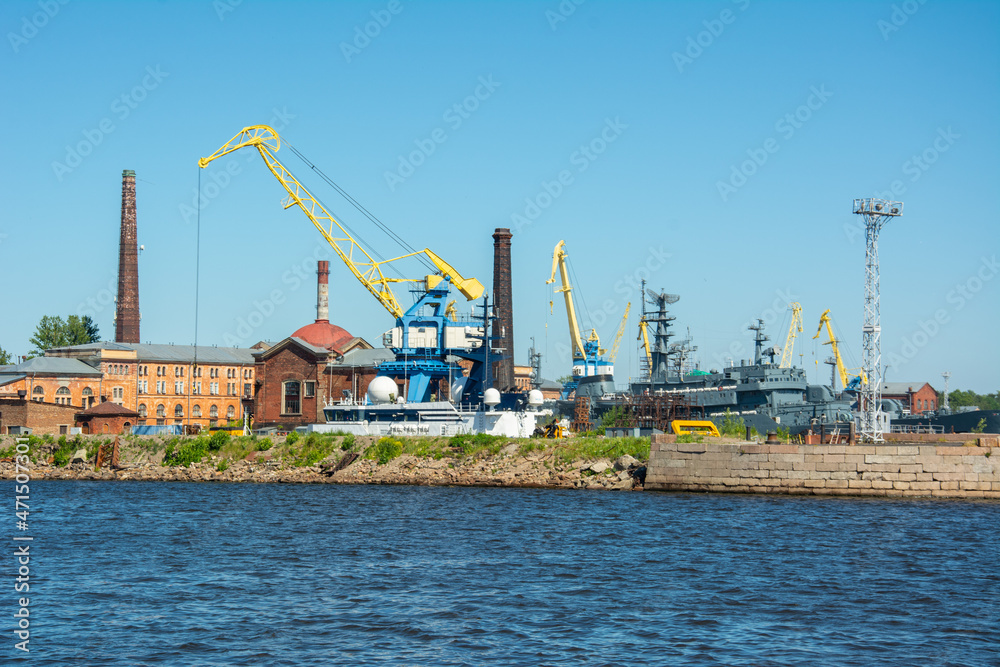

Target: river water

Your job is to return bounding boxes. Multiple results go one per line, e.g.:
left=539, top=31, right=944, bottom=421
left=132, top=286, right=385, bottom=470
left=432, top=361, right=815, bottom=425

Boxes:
left=12, top=482, right=998, bottom=666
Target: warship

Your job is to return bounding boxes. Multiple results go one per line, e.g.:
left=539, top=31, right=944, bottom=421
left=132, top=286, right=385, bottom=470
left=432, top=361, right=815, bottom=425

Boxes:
left=562, top=288, right=857, bottom=435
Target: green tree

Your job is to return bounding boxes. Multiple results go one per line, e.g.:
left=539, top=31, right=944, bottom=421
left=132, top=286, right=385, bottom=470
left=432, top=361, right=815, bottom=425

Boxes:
left=29, top=315, right=69, bottom=356
left=65, top=315, right=100, bottom=345
left=27, top=314, right=101, bottom=356
left=0, top=346, right=12, bottom=365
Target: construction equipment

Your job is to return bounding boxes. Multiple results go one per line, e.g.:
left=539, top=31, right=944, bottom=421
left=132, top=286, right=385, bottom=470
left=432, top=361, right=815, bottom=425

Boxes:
left=199, top=125, right=488, bottom=403
left=534, top=420, right=566, bottom=439
left=546, top=240, right=613, bottom=382
left=607, top=303, right=630, bottom=363
left=670, top=420, right=721, bottom=437
left=813, top=309, right=866, bottom=391
left=780, top=302, right=803, bottom=368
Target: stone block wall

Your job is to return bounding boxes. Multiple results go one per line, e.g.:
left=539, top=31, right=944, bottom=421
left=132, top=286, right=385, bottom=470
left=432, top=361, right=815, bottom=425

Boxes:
left=646, top=435, right=1000, bottom=499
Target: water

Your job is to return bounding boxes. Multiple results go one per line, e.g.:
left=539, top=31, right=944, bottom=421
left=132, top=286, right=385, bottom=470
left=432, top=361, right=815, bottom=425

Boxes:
left=11, top=482, right=998, bottom=666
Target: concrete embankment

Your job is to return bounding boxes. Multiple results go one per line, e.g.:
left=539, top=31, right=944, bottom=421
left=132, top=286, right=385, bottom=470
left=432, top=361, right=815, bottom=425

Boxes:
left=646, top=434, right=1000, bottom=499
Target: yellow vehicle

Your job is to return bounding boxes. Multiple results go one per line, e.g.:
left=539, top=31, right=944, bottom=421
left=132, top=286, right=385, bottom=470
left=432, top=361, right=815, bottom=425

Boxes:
left=670, top=420, right=721, bottom=437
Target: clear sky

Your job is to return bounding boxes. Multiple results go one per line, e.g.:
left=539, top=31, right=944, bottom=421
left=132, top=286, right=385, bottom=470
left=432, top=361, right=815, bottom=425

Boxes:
left=1, top=0, right=997, bottom=393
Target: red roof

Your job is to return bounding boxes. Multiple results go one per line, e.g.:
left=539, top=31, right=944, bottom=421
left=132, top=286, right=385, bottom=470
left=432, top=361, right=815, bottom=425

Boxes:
left=290, top=320, right=354, bottom=352
left=78, top=401, right=140, bottom=417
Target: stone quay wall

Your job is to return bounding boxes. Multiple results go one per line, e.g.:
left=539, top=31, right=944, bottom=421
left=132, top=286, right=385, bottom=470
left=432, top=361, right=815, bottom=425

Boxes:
left=646, top=434, right=1000, bottom=499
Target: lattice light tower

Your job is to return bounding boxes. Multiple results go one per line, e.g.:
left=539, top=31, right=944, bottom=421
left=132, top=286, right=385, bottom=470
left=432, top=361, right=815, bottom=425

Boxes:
left=853, top=198, right=903, bottom=442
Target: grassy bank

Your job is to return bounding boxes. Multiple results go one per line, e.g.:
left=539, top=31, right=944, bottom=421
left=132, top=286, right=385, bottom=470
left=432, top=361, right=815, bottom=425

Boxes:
left=0, top=432, right=651, bottom=470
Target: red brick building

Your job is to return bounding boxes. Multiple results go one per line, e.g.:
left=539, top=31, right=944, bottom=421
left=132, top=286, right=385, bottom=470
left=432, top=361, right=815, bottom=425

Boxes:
left=882, top=382, right=938, bottom=415
left=0, top=396, right=82, bottom=436
left=76, top=400, right=140, bottom=435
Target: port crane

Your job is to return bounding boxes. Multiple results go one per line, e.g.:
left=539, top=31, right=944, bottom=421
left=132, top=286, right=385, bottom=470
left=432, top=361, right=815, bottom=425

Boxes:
left=780, top=302, right=803, bottom=368
left=199, top=125, right=488, bottom=403
left=813, top=309, right=866, bottom=391
left=546, top=240, right=622, bottom=385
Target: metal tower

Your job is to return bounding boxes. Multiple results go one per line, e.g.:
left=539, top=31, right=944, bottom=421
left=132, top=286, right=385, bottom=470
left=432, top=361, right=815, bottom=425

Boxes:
left=491, top=228, right=515, bottom=392
left=852, top=198, right=902, bottom=442
left=941, top=371, right=951, bottom=411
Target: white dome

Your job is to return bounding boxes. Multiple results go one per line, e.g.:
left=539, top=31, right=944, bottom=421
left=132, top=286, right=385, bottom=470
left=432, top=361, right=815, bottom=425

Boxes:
left=367, top=376, right=398, bottom=404
left=483, top=388, right=501, bottom=406
left=527, top=389, right=544, bottom=406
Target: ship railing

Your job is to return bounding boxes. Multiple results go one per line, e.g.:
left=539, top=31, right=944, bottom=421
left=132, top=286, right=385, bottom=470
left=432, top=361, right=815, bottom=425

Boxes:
left=890, top=424, right=945, bottom=434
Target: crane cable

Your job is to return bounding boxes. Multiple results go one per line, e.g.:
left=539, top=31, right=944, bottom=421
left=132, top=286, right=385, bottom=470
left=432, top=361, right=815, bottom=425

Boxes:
left=285, top=141, right=437, bottom=274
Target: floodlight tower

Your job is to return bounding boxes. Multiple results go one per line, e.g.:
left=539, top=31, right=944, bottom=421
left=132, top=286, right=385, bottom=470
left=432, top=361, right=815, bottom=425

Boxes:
left=852, top=198, right=903, bottom=442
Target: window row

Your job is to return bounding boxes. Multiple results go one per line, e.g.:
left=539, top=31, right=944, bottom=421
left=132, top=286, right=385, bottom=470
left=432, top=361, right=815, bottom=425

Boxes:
left=137, top=403, right=236, bottom=420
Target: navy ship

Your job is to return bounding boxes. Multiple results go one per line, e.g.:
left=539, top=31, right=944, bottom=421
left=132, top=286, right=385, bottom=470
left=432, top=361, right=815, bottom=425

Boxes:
left=561, top=289, right=856, bottom=435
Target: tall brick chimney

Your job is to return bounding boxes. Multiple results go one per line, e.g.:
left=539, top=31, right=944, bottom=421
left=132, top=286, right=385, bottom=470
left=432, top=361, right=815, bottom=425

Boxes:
left=316, top=260, right=330, bottom=323
left=115, top=169, right=140, bottom=344
left=491, top=228, right=515, bottom=392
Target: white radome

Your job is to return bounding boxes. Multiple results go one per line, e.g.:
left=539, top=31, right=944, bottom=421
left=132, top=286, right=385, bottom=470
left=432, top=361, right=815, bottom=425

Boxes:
left=367, top=376, right=398, bottom=404
left=484, top=388, right=501, bottom=406
left=528, top=389, right=544, bottom=406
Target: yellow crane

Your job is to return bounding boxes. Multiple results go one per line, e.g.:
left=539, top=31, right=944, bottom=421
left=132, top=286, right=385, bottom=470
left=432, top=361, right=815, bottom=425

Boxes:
left=546, top=240, right=590, bottom=361
left=637, top=316, right=652, bottom=372
left=198, top=125, right=483, bottom=319
left=780, top=302, right=803, bottom=368
left=607, top=302, right=631, bottom=364
left=813, top=309, right=866, bottom=390
left=546, top=240, right=613, bottom=377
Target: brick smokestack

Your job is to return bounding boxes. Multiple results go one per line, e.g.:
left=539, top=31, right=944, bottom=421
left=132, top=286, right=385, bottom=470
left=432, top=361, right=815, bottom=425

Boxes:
left=316, top=260, right=330, bottom=323
left=492, top=228, right=515, bottom=392
left=115, top=169, right=140, bottom=344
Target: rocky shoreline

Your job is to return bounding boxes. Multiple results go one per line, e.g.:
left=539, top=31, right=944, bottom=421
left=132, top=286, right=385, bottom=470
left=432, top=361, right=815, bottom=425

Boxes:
left=1, top=445, right=646, bottom=491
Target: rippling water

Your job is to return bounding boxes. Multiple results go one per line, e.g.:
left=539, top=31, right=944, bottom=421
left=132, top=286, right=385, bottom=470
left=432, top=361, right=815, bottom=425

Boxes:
left=12, top=482, right=999, bottom=665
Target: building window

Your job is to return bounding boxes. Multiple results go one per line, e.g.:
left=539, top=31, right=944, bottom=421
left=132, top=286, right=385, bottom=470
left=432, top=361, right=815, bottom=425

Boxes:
left=194, top=382, right=201, bottom=395
left=243, top=383, right=251, bottom=398
left=304, top=381, right=315, bottom=398
left=226, top=405, right=235, bottom=420
left=32, top=386, right=44, bottom=402
left=193, top=404, right=202, bottom=418
left=174, top=405, right=184, bottom=418
left=283, top=381, right=301, bottom=415
left=112, top=387, right=124, bottom=401
left=156, top=404, right=165, bottom=418
left=56, top=387, right=71, bottom=405
left=210, top=404, right=218, bottom=419
left=175, top=381, right=184, bottom=394
left=59, top=425, right=68, bottom=435
left=138, top=404, right=147, bottom=418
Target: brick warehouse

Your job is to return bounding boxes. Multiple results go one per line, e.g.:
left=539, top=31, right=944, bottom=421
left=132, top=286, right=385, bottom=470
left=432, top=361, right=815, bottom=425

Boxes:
left=882, top=382, right=938, bottom=415
left=0, top=343, right=259, bottom=432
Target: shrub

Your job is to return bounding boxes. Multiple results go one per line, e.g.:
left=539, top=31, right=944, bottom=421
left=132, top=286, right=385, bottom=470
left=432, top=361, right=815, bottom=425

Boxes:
left=256, top=437, right=273, bottom=452
left=369, top=436, right=403, bottom=464
left=341, top=433, right=356, bottom=451
left=285, top=431, right=300, bottom=445
left=162, top=439, right=209, bottom=467
left=216, top=459, right=229, bottom=472
left=208, top=430, right=230, bottom=451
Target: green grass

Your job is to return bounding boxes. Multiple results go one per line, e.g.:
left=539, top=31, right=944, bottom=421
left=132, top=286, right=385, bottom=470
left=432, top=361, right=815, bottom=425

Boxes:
left=291, top=433, right=342, bottom=467
left=449, top=433, right=506, bottom=456
left=550, top=435, right=650, bottom=463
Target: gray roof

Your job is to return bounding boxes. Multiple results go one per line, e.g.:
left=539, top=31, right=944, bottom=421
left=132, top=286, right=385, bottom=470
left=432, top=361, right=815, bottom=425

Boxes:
left=9, top=357, right=103, bottom=376
left=336, top=347, right=396, bottom=367
left=47, top=342, right=255, bottom=364
left=539, top=378, right=563, bottom=390
left=881, top=381, right=936, bottom=395
left=0, top=373, right=27, bottom=388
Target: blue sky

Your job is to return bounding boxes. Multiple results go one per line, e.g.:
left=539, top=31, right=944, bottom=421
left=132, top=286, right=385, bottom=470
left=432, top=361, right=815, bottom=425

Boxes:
left=1, top=0, right=997, bottom=393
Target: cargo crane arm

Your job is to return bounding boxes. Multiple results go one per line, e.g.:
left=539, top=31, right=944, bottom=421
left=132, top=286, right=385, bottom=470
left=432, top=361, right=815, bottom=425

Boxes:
left=780, top=302, right=803, bottom=368
left=607, top=302, right=630, bottom=363
left=637, top=317, right=652, bottom=370
left=813, top=309, right=866, bottom=390
left=198, top=125, right=483, bottom=319
left=546, top=240, right=588, bottom=360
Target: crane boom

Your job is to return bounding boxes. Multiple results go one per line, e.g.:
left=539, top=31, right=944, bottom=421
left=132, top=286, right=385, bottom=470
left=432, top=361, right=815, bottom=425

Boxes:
left=607, top=302, right=630, bottom=363
left=198, top=125, right=483, bottom=319
left=546, top=240, right=586, bottom=360
left=813, top=309, right=866, bottom=390
left=637, top=317, right=652, bottom=372
left=780, top=302, right=803, bottom=368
